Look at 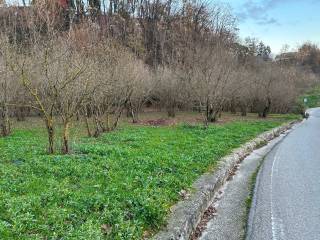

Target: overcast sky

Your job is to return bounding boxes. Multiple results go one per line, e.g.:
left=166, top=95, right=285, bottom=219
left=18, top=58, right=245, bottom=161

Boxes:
left=228, top=0, right=320, bottom=53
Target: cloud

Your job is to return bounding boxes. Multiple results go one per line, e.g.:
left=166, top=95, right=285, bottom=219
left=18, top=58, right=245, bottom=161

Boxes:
left=257, top=17, right=280, bottom=26
left=236, top=0, right=287, bottom=26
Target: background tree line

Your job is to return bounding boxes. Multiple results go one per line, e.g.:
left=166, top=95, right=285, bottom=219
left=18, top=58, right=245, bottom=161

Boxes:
left=0, top=0, right=318, bottom=154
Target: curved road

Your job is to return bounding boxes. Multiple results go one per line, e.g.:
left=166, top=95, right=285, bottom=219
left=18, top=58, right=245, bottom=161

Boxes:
left=247, top=108, right=320, bottom=240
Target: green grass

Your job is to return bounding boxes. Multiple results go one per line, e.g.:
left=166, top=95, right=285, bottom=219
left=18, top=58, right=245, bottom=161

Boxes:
left=300, top=86, right=320, bottom=108
left=243, top=161, right=263, bottom=240
left=0, top=117, right=298, bottom=239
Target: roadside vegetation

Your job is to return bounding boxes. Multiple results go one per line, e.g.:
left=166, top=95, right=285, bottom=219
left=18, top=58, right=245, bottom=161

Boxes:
left=0, top=115, right=299, bottom=239
left=0, top=0, right=318, bottom=239
left=300, top=86, right=320, bottom=108
left=243, top=161, right=263, bottom=240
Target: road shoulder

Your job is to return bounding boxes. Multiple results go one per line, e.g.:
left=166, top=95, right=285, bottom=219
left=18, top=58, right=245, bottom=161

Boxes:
left=197, top=131, right=291, bottom=240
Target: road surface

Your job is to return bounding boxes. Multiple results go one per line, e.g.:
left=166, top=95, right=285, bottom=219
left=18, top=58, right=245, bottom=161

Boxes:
left=199, top=134, right=287, bottom=240
left=247, top=108, right=320, bottom=240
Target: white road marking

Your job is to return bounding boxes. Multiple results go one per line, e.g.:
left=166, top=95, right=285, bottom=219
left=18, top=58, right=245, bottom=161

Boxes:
left=270, top=148, right=285, bottom=240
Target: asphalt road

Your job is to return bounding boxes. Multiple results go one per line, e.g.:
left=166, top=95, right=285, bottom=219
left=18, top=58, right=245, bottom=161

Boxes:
left=199, top=133, right=287, bottom=240
left=247, top=108, right=320, bottom=240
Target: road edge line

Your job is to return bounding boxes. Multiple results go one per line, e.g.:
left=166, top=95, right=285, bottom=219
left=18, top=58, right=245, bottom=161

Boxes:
left=152, top=120, right=300, bottom=240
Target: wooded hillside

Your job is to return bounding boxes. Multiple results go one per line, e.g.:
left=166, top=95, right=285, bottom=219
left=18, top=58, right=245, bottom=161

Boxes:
left=0, top=0, right=318, bottom=153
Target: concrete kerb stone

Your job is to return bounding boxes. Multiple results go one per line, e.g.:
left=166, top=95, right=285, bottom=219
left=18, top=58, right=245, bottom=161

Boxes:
left=152, top=120, right=299, bottom=240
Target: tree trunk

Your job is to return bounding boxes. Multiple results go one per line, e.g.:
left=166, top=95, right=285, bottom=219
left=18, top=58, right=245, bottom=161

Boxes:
left=131, top=107, right=138, bottom=123
left=127, top=102, right=139, bottom=123
left=16, top=107, right=28, bottom=122
left=105, top=113, right=110, bottom=131
left=204, top=119, right=209, bottom=129
left=167, top=105, right=175, bottom=118
left=93, top=114, right=105, bottom=137
left=76, top=111, right=80, bottom=121
left=230, top=99, right=236, bottom=114
left=262, top=109, right=268, bottom=118
left=111, top=110, right=122, bottom=131
left=93, top=116, right=101, bottom=137
left=261, top=98, right=271, bottom=118
left=207, top=106, right=217, bottom=123
left=45, top=119, right=54, bottom=154
left=0, top=104, right=11, bottom=137
left=240, top=104, right=247, bottom=116
left=61, top=121, right=70, bottom=154
left=85, top=115, right=92, bottom=137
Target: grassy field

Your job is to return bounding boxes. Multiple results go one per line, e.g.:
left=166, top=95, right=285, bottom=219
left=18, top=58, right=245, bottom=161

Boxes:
left=300, top=86, right=320, bottom=108
left=0, top=113, right=299, bottom=239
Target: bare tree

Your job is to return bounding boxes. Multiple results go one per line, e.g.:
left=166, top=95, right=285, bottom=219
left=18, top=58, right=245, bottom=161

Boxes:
left=9, top=36, right=89, bottom=153
left=191, top=43, right=236, bottom=126
left=0, top=47, right=11, bottom=137
left=155, top=67, right=188, bottom=118
left=126, top=63, right=154, bottom=123
left=50, top=40, right=90, bottom=154
left=84, top=41, right=139, bottom=137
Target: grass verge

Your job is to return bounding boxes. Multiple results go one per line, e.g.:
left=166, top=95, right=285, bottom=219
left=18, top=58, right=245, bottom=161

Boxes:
left=299, top=86, right=320, bottom=108
left=243, top=160, right=263, bottom=240
left=0, top=116, right=298, bottom=239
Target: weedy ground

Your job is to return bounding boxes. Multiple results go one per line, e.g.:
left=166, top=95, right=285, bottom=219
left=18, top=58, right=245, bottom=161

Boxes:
left=0, top=112, right=300, bottom=239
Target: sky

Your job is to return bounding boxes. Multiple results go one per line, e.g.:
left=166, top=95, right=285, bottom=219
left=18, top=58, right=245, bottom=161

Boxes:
left=227, top=0, right=320, bottom=54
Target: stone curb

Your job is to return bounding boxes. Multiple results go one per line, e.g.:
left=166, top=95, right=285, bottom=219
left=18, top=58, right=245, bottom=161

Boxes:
left=152, top=120, right=299, bottom=240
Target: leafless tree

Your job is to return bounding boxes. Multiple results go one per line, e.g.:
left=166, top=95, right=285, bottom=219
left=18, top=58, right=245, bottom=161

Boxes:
left=191, top=43, right=236, bottom=126
left=50, top=40, right=90, bottom=154
left=126, top=63, right=154, bottom=123
left=0, top=0, right=318, bottom=144
left=0, top=37, right=12, bottom=137
left=83, top=41, right=141, bottom=137
left=9, top=36, right=90, bottom=153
